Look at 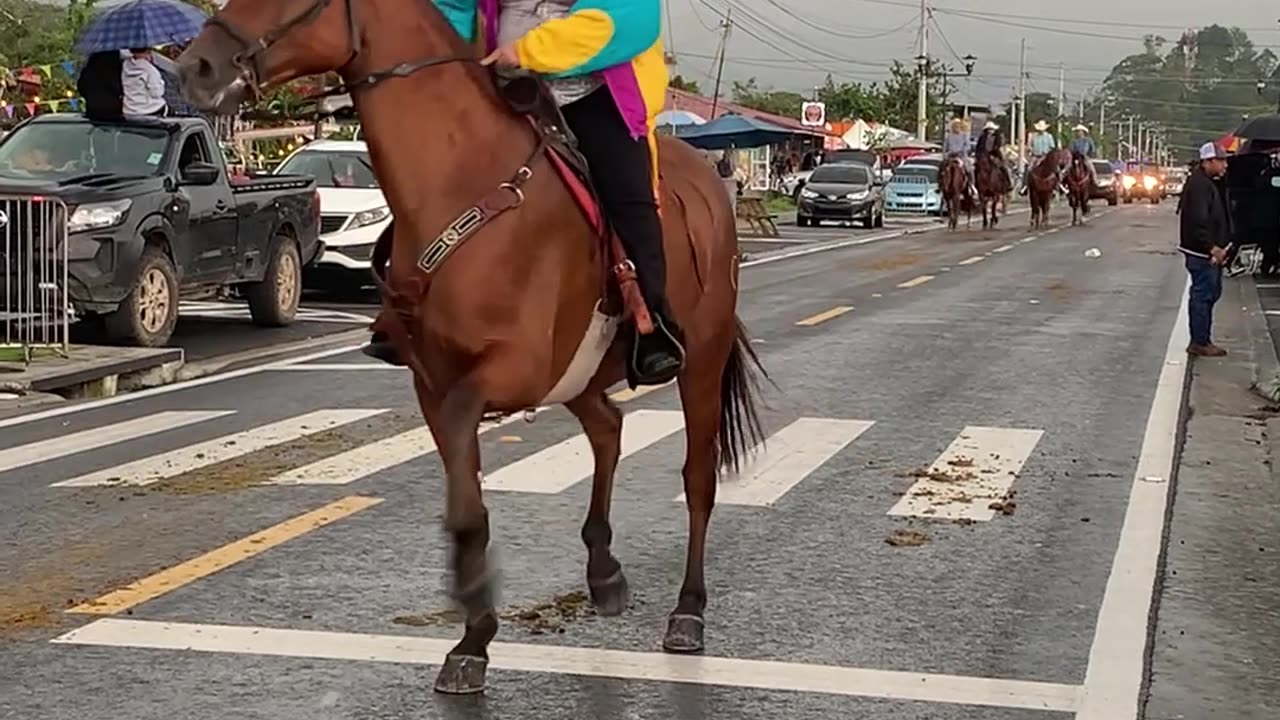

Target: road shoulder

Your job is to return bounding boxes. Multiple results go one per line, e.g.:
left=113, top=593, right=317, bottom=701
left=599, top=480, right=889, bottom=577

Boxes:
left=1145, top=273, right=1280, bottom=719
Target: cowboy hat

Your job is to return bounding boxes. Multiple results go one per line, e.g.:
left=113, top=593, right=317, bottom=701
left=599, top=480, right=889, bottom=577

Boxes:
left=1033, top=120, right=1049, bottom=131
left=950, top=117, right=964, bottom=128
left=984, top=120, right=999, bottom=130
left=1073, top=124, right=1089, bottom=132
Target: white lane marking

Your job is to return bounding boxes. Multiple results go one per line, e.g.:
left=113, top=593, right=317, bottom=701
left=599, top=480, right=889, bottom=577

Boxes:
left=482, top=409, right=685, bottom=494
left=271, top=363, right=406, bottom=371
left=741, top=225, right=936, bottom=268
left=887, top=426, right=1044, bottom=521
left=1256, top=283, right=1280, bottom=289
left=0, top=411, right=233, bottom=475
left=678, top=418, right=875, bottom=506
left=269, top=427, right=434, bottom=485
left=53, top=618, right=1083, bottom=712
left=958, top=256, right=985, bottom=266
left=0, top=343, right=367, bottom=431
left=898, top=274, right=935, bottom=288
left=51, top=409, right=388, bottom=487
left=609, top=380, right=675, bottom=403
left=1076, top=279, right=1190, bottom=719
left=993, top=244, right=1016, bottom=253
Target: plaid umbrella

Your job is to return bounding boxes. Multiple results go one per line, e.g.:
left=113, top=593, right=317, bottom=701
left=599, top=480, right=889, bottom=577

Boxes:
left=74, top=0, right=210, bottom=55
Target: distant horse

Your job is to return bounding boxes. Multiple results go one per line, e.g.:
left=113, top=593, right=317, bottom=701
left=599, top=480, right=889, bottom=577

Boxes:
left=1027, top=149, right=1067, bottom=231
left=939, top=155, right=971, bottom=231
left=1064, top=151, right=1092, bottom=226
left=974, top=153, right=1006, bottom=230
left=178, top=0, right=767, bottom=695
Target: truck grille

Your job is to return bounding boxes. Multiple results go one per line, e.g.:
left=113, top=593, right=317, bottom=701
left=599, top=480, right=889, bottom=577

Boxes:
left=320, top=214, right=350, bottom=235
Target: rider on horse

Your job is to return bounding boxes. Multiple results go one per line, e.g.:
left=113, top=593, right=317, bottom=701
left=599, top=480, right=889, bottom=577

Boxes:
left=363, top=0, right=685, bottom=386
left=942, top=117, right=976, bottom=197
left=1068, top=124, right=1098, bottom=188
left=975, top=120, right=1010, bottom=191
left=1021, top=119, right=1061, bottom=195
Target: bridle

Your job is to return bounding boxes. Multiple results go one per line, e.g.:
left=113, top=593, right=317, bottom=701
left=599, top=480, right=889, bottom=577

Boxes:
left=206, top=0, right=473, bottom=99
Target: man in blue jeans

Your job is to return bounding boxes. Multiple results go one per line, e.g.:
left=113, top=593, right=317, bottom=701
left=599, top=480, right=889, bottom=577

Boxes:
left=1178, top=142, right=1231, bottom=357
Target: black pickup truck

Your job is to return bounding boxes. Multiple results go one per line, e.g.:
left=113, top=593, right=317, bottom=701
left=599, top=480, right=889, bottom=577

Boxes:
left=0, top=114, right=322, bottom=346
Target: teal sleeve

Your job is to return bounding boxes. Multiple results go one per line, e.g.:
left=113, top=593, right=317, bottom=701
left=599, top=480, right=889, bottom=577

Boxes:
left=434, top=0, right=478, bottom=42
left=562, top=0, right=661, bottom=73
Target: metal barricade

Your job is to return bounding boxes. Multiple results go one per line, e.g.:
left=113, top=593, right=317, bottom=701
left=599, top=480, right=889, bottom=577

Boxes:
left=0, top=194, right=71, bottom=363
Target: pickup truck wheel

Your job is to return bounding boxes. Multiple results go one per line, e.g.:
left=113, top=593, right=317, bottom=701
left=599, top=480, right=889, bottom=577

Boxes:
left=247, top=236, right=301, bottom=327
left=104, top=248, right=179, bottom=347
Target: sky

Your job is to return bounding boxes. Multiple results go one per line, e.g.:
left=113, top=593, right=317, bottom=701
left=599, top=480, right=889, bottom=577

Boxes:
left=665, top=0, right=1280, bottom=109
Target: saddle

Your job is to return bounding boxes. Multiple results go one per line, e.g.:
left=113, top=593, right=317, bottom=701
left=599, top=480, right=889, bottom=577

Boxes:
left=367, top=69, right=655, bottom=388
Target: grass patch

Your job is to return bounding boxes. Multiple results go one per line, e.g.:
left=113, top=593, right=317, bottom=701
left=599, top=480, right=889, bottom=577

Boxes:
left=763, top=193, right=796, bottom=213
left=0, top=344, right=64, bottom=364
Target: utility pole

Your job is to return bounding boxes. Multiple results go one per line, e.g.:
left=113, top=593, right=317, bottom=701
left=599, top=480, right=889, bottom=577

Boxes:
left=1056, top=63, right=1065, bottom=138
left=915, top=0, right=929, bottom=141
left=1017, top=38, right=1027, bottom=174
left=709, top=6, right=732, bottom=118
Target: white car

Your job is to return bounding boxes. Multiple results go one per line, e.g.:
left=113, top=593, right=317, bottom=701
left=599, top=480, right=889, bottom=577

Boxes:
left=274, top=140, right=390, bottom=288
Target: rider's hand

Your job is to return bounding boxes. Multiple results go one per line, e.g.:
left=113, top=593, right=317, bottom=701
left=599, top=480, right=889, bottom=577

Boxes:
left=480, top=44, right=521, bottom=68
left=1210, top=246, right=1228, bottom=265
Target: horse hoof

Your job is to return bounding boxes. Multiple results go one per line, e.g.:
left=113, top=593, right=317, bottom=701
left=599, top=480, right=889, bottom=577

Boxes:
left=588, top=570, right=630, bottom=617
left=434, top=654, right=489, bottom=695
left=663, top=613, right=706, bottom=653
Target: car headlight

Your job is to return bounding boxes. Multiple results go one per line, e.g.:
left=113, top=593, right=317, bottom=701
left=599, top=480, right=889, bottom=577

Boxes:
left=349, top=205, right=391, bottom=229
left=1122, top=175, right=1137, bottom=189
left=800, top=188, right=818, bottom=199
left=68, top=199, right=132, bottom=234
left=847, top=190, right=869, bottom=201
left=1142, top=175, right=1157, bottom=189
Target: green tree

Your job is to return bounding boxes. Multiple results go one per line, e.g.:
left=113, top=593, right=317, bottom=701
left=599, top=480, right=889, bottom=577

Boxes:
left=816, top=74, right=887, bottom=122
left=730, top=77, right=806, bottom=119
left=877, top=59, right=955, bottom=136
left=669, top=74, right=701, bottom=94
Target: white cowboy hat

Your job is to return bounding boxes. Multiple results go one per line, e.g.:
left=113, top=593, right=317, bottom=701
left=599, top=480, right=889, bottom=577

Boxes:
left=1073, top=124, right=1089, bottom=132
left=1033, top=120, right=1049, bottom=131
left=984, top=121, right=999, bottom=130
left=950, top=117, right=965, bottom=128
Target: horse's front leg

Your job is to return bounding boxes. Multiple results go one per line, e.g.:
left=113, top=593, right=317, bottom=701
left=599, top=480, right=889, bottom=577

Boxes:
left=422, top=378, right=497, bottom=695
left=565, top=391, right=630, bottom=616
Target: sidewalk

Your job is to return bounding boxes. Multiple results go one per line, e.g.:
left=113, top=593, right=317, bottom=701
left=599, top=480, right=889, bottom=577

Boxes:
left=1145, top=274, right=1280, bottom=719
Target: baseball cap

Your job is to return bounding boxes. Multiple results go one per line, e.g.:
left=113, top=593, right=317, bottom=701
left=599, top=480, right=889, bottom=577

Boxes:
left=1199, top=142, right=1227, bottom=160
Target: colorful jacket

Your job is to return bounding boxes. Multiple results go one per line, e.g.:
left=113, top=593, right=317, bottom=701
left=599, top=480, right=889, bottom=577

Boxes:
left=434, top=0, right=668, bottom=143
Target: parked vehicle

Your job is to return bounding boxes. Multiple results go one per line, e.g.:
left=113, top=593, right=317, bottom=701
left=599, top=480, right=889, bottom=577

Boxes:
left=884, top=163, right=942, bottom=215
left=796, top=162, right=885, bottom=228
left=1164, top=167, right=1188, bottom=196
left=0, top=114, right=322, bottom=347
left=1121, top=165, right=1163, bottom=204
left=1090, top=159, right=1120, bottom=206
left=275, top=140, right=388, bottom=289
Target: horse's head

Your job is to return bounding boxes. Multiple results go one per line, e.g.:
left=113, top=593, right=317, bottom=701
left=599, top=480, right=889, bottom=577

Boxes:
left=179, top=0, right=362, bottom=113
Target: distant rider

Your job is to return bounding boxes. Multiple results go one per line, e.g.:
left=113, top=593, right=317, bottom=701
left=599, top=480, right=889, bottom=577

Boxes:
left=942, top=118, right=975, bottom=197
left=975, top=120, right=1010, bottom=193
left=1068, top=124, right=1098, bottom=189
left=1021, top=119, right=1059, bottom=195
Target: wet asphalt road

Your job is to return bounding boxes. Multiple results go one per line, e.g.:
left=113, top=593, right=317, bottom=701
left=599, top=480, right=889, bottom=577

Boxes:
left=0, top=204, right=1190, bottom=719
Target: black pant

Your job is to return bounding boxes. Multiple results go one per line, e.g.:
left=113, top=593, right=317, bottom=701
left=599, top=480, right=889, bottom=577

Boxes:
left=560, top=88, right=670, bottom=316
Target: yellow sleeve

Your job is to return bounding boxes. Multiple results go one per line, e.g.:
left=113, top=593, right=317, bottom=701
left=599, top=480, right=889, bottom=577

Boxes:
left=513, top=9, right=615, bottom=75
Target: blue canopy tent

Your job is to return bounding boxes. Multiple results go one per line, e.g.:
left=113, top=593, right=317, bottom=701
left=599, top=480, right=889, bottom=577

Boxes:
left=674, top=113, right=813, bottom=150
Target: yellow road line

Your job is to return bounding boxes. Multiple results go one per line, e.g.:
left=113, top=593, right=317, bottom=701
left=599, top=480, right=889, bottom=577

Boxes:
left=958, top=256, right=985, bottom=266
left=795, top=305, right=854, bottom=327
left=609, top=380, right=675, bottom=403
left=67, top=495, right=383, bottom=615
left=897, top=275, right=935, bottom=288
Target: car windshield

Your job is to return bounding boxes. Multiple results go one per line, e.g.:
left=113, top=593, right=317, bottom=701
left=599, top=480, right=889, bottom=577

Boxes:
left=1092, top=161, right=1114, bottom=174
left=828, top=150, right=875, bottom=166
left=892, top=165, right=938, bottom=181
left=0, top=121, right=171, bottom=180
left=277, top=149, right=378, bottom=188
left=810, top=165, right=869, bottom=184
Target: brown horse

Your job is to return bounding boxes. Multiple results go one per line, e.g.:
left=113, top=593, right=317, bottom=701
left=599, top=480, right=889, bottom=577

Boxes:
left=973, top=153, right=1005, bottom=230
left=1064, top=151, right=1092, bottom=226
left=178, top=0, right=766, bottom=695
left=1027, top=149, right=1066, bottom=231
left=938, top=155, right=971, bottom=231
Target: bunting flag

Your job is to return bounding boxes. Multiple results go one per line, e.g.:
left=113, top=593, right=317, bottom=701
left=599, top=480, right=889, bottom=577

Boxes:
left=24, top=103, right=36, bottom=116
left=2, top=106, right=12, bottom=118
left=61, top=61, right=76, bottom=77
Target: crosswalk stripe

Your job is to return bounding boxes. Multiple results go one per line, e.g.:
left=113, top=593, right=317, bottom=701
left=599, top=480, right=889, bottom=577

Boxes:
left=269, top=427, right=435, bottom=485
left=887, top=426, right=1044, bottom=521
left=482, top=409, right=685, bottom=494
left=51, top=409, right=389, bottom=488
left=678, top=418, right=874, bottom=507
left=0, top=411, right=233, bottom=475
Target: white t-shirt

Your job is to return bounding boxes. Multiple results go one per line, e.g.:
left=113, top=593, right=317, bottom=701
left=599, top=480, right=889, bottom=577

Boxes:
left=121, top=56, right=166, bottom=115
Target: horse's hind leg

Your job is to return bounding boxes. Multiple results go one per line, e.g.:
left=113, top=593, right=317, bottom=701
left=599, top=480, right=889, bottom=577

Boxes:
left=422, top=378, right=498, bottom=695
left=664, top=340, right=730, bottom=653
left=565, top=391, right=630, bottom=616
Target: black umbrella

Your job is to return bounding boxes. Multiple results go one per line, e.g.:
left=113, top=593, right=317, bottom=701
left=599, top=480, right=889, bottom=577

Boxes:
left=1235, top=114, right=1280, bottom=141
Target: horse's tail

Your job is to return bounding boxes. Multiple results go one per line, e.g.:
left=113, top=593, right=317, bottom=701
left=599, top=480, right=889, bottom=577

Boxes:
left=717, top=316, right=768, bottom=473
